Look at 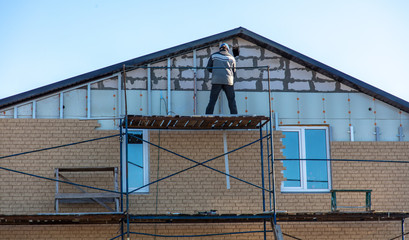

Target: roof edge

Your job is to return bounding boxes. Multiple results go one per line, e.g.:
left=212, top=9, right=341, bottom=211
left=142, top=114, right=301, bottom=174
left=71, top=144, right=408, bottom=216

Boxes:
left=1, top=26, right=409, bottom=114
left=0, top=27, right=245, bottom=109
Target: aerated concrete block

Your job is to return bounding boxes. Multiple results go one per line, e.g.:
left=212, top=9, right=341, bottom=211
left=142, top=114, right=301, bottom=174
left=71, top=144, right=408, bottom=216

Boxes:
left=237, top=69, right=260, bottom=80
left=170, top=69, right=180, bottom=78
left=237, top=38, right=257, bottom=47
left=152, top=80, right=167, bottom=90
left=127, top=68, right=147, bottom=79
left=179, top=80, right=194, bottom=89
left=174, top=55, right=193, bottom=67
left=316, top=72, right=333, bottom=81
left=236, top=58, right=253, bottom=68
left=314, top=81, right=336, bottom=91
left=196, top=48, right=209, bottom=57
left=263, top=69, right=286, bottom=79
left=340, top=84, right=357, bottom=92
left=289, top=81, right=310, bottom=91
left=289, top=61, right=305, bottom=69
left=181, top=70, right=194, bottom=79
left=291, top=69, right=313, bottom=80
left=235, top=81, right=257, bottom=90
left=258, top=58, right=281, bottom=68
left=264, top=49, right=281, bottom=58
left=262, top=80, right=284, bottom=90
left=196, top=69, right=205, bottom=79
left=239, top=47, right=261, bottom=58
left=153, top=69, right=167, bottom=79
left=127, top=80, right=146, bottom=90
left=103, top=79, right=119, bottom=89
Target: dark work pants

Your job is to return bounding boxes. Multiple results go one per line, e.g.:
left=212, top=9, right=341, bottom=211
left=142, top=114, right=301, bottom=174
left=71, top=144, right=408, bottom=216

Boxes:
left=205, top=84, right=238, bottom=114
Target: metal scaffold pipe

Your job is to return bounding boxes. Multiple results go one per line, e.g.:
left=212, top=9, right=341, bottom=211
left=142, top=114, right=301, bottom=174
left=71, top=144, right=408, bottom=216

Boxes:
left=267, top=66, right=277, bottom=224
left=122, top=64, right=130, bottom=240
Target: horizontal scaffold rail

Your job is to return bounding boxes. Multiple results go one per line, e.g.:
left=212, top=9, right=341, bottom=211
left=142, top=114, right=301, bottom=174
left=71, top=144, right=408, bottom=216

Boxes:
left=125, top=115, right=270, bottom=130
left=1, top=212, right=409, bottom=225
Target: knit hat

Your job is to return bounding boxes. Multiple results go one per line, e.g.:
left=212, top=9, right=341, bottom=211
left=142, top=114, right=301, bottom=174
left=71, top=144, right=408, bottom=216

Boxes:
left=219, top=43, right=230, bottom=51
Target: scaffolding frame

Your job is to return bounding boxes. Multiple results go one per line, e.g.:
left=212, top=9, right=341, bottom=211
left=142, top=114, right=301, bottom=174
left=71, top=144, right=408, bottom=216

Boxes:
left=120, top=115, right=274, bottom=239
left=116, top=64, right=279, bottom=239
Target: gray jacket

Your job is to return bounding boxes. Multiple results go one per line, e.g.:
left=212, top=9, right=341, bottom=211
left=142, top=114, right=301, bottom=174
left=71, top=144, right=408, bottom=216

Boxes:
left=206, top=50, right=236, bottom=85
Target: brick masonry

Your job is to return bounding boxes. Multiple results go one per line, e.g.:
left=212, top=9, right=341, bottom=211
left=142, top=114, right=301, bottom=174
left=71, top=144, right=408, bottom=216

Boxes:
left=0, top=222, right=406, bottom=239
left=1, top=119, right=409, bottom=239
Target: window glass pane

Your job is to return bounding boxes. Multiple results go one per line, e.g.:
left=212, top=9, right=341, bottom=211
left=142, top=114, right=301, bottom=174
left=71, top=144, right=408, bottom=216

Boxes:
left=305, top=129, right=328, bottom=189
left=128, top=133, right=144, bottom=189
left=282, top=131, right=301, bottom=187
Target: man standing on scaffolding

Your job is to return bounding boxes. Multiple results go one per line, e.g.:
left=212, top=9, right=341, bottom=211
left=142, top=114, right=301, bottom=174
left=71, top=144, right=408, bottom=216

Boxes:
left=205, top=43, right=238, bottom=115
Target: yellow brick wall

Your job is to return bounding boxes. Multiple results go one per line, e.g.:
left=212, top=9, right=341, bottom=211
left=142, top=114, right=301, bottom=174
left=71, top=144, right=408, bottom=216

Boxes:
left=128, top=130, right=285, bottom=215
left=2, top=119, right=409, bottom=239
left=331, top=141, right=409, bottom=212
left=0, top=224, right=269, bottom=240
left=0, top=120, right=284, bottom=214
left=281, top=221, right=405, bottom=240
left=0, top=222, right=407, bottom=239
left=0, top=119, right=119, bottom=214
left=276, top=140, right=409, bottom=213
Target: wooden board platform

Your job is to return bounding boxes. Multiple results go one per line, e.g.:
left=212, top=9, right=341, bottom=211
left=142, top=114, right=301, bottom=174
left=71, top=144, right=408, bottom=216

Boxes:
left=125, top=115, right=270, bottom=130
left=2, top=212, right=409, bottom=225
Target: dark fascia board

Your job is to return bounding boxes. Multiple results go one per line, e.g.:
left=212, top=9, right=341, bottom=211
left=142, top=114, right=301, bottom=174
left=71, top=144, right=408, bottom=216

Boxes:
left=1, top=27, right=409, bottom=113
left=236, top=28, right=409, bottom=113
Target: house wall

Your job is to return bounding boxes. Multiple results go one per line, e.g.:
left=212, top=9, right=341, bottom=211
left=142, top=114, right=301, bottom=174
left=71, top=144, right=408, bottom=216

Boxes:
left=2, top=119, right=409, bottom=214
left=2, top=118, right=409, bottom=238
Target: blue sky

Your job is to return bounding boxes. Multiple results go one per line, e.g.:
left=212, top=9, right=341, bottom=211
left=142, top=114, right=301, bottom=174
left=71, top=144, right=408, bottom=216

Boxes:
left=1, top=0, right=408, bottom=101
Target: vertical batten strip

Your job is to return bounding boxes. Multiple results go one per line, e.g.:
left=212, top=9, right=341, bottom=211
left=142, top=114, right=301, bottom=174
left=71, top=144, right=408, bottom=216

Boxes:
left=147, top=64, right=152, bottom=115
left=117, top=73, right=122, bottom=118
left=223, top=131, right=230, bottom=189
left=193, top=50, right=197, bottom=115
left=59, top=93, right=64, bottom=119
left=167, top=58, right=172, bottom=115
left=87, top=84, right=91, bottom=119
left=32, top=100, right=36, bottom=119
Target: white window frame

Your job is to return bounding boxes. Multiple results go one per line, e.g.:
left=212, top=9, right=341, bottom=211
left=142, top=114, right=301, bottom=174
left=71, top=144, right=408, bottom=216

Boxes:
left=280, top=125, right=331, bottom=193
left=122, top=129, right=149, bottom=194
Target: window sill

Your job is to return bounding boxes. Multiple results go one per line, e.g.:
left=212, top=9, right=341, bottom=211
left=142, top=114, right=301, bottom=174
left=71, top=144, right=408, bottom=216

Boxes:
left=281, top=189, right=331, bottom=194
